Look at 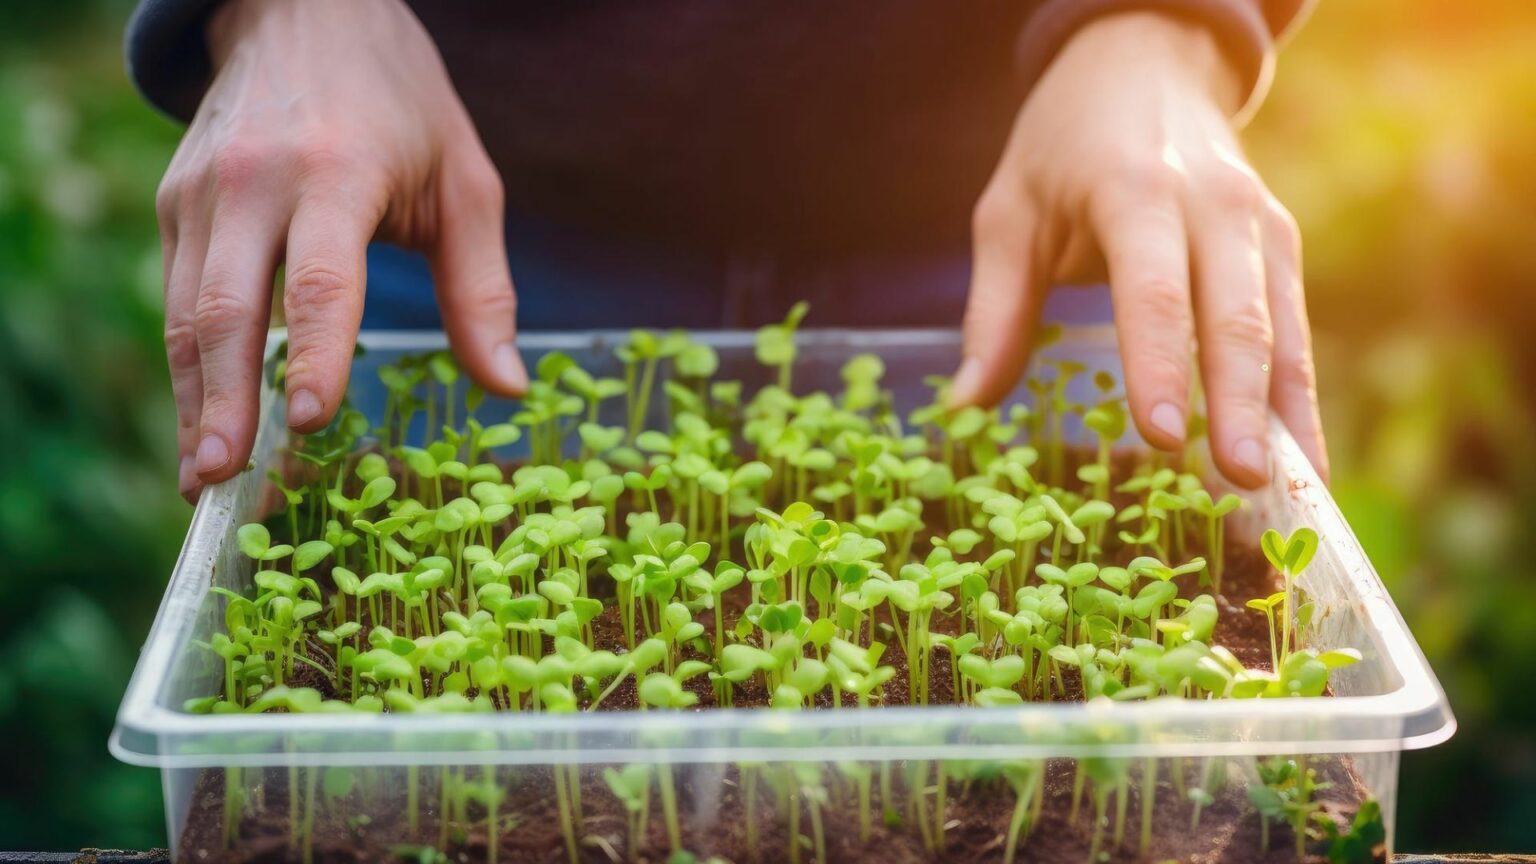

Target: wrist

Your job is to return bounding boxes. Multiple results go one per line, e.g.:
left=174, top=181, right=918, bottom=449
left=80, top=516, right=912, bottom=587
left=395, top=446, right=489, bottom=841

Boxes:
left=207, top=0, right=419, bottom=74
left=1059, top=11, right=1244, bottom=115
left=205, top=0, right=273, bottom=69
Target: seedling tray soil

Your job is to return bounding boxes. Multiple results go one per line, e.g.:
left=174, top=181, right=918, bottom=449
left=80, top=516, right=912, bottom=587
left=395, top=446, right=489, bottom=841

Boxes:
left=112, top=326, right=1453, bottom=864
left=173, top=541, right=1367, bottom=863
left=177, top=752, right=1372, bottom=863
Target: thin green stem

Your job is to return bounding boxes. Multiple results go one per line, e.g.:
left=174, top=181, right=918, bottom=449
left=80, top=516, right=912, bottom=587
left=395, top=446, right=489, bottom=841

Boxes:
left=553, top=763, right=578, bottom=864
left=1140, top=758, right=1157, bottom=856
left=659, top=761, right=682, bottom=853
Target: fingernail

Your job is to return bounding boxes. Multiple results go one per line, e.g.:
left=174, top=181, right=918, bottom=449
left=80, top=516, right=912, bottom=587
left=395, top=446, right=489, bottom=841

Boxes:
left=495, top=342, right=526, bottom=390
left=1149, top=402, right=1186, bottom=443
left=1234, top=437, right=1269, bottom=480
left=948, top=359, right=982, bottom=406
left=288, top=388, right=323, bottom=428
left=195, top=433, right=231, bottom=476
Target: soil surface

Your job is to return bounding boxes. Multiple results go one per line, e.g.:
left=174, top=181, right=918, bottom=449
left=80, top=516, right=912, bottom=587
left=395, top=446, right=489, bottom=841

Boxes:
left=180, top=451, right=1375, bottom=862
left=179, top=751, right=1374, bottom=863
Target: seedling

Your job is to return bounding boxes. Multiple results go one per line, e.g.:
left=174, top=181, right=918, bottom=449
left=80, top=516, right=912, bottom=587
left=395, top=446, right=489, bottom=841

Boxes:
left=754, top=301, right=809, bottom=391
left=1262, top=527, right=1320, bottom=664
left=1189, top=489, right=1243, bottom=593
left=194, top=306, right=1369, bottom=864
left=603, top=764, right=654, bottom=862
left=1250, top=755, right=1329, bottom=860
left=1000, top=760, right=1042, bottom=864
left=1324, top=798, right=1386, bottom=864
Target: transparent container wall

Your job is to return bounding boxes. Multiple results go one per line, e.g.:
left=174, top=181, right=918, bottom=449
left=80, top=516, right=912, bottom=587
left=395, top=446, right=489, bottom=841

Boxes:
left=116, top=328, right=1449, bottom=861
left=163, top=752, right=1398, bottom=863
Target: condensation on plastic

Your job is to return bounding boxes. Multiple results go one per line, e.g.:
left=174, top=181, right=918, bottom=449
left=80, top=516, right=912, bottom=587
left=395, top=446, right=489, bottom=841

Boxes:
left=111, top=327, right=1453, bottom=856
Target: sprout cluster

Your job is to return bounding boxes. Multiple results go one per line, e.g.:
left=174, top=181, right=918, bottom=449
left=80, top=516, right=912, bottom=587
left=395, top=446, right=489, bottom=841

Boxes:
left=194, top=306, right=1365, bottom=863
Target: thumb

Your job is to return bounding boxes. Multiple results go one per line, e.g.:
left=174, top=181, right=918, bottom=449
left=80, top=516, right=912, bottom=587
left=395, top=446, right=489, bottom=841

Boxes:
left=428, top=148, right=527, bottom=397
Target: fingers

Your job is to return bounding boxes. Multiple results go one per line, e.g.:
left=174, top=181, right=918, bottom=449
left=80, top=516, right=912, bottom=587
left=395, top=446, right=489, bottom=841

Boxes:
left=949, top=188, right=1044, bottom=408
left=193, top=155, right=282, bottom=485
left=429, top=148, right=527, bottom=397
left=1189, top=168, right=1274, bottom=489
left=1261, top=201, right=1329, bottom=483
left=282, top=186, right=382, bottom=433
left=167, top=223, right=212, bottom=501
left=1090, top=168, right=1194, bottom=451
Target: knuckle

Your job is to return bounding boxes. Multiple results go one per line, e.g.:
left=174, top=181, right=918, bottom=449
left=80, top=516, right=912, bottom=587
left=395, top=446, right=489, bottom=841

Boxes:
left=282, top=349, right=321, bottom=390
left=162, top=168, right=207, bottom=216
left=164, top=320, right=201, bottom=370
left=173, top=392, right=200, bottom=433
left=1210, top=304, right=1275, bottom=356
left=164, top=316, right=201, bottom=370
left=179, top=168, right=210, bottom=210
left=1219, top=392, right=1273, bottom=429
left=449, top=155, right=506, bottom=215
left=1266, top=200, right=1303, bottom=257
left=286, top=260, right=356, bottom=310
left=198, top=390, right=241, bottom=425
left=194, top=280, right=253, bottom=338
left=498, top=284, right=518, bottom=317
left=210, top=143, right=266, bottom=194
left=468, top=278, right=517, bottom=316
left=293, top=141, right=350, bottom=182
left=283, top=341, right=347, bottom=393
left=1112, top=155, right=1181, bottom=203
left=1131, top=352, right=1189, bottom=394
left=1126, top=279, right=1189, bottom=326
left=155, top=179, right=180, bottom=227
left=970, top=189, right=1026, bottom=248
left=1273, top=347, right=1318, bottom=392
left=1204, top=165, right=1265, bottom=214
left=469, top=162, right=506, bottom=210
left=483, top=176, right=506, bottom=213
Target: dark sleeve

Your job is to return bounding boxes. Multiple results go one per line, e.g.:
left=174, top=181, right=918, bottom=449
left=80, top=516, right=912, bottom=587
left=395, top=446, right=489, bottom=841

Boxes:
left=124, top=0, right=229, bottom=122
left=1016, top=0, right=1313, bottom=116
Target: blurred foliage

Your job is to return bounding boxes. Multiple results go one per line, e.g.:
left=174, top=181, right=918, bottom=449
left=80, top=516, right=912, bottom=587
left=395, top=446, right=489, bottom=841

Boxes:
left=0, top=0, right=184, bottom=850
left=0, top=0, right=1533, bottom=853
left=1250, top=0, right=1536, bottom=851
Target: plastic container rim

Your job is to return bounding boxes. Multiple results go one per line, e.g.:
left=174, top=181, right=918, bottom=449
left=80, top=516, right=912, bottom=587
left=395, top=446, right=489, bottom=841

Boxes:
left=110, top=327, right=1455, bottom=768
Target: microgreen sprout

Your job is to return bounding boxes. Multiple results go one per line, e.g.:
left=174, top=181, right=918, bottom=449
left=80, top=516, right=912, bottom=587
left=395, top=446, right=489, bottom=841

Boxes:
left=754, top=301, right=809, bottom=391
left=197, top=304, right=1369, bottom=863
left=1261, top=527, right=1320, bottom=664
left=1250, top=755, right=1330, bottom=860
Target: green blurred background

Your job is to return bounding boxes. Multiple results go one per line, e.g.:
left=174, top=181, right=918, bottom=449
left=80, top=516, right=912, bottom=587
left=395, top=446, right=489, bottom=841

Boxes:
left=1, top=0, right=1532, bottom=853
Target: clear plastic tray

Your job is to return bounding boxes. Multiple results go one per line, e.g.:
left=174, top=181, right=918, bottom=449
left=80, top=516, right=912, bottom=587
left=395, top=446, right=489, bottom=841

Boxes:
left=111, top=327, right=1454, bottom=860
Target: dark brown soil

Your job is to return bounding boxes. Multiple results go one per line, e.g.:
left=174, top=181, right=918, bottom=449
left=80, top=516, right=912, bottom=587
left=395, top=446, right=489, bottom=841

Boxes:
left=178, top=751, right=1375, bottom=863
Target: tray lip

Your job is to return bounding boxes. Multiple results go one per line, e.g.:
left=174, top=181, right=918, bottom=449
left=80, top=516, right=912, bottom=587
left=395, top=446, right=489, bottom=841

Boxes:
left=111, top=327, right=1455, bottom=767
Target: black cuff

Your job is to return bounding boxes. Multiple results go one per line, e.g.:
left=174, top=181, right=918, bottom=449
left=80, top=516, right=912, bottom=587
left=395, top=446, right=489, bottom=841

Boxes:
left=124, top=0, right=229, bottom=123
left=1016, top=0, right=1277, bottom=118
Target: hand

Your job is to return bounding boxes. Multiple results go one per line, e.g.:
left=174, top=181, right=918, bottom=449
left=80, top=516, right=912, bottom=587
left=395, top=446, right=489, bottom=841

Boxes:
left=158, top=0, right=527, bottom=503
left=949, top=12, right=1326, bottom=488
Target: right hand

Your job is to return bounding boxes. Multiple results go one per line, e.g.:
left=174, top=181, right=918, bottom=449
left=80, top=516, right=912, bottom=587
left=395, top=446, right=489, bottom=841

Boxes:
left=158, top=0, right=527, bottom=503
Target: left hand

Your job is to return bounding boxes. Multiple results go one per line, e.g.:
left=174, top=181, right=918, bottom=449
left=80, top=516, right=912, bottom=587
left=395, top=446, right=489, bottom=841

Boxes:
left=948, top=11, right=1327, bottom=489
